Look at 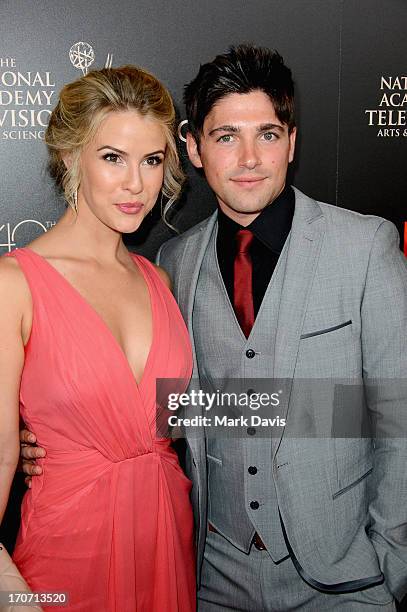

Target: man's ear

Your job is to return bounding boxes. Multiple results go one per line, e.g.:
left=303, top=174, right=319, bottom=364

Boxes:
left=186, top=132, right=203, bottom=169
left=288, top=127, right=297, bottom=164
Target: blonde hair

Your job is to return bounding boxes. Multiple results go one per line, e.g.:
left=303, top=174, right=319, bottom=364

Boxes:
left=45, top=65, right=184, bottom=221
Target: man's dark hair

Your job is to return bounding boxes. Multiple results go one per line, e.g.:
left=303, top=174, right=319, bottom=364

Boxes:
left=184, top=44, right=295, bottom=146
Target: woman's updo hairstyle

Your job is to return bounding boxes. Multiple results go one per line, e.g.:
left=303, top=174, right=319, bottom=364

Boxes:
left=45, top=65, right=184, bottom=219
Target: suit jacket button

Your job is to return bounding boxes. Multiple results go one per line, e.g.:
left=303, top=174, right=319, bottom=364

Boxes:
left=250, top=501, right=259, bottom=510
left=248, top=466, right=257, bottom=475
left=246, top=349, right=255, bottom=359
left=247, top=427, right=256, bottom=436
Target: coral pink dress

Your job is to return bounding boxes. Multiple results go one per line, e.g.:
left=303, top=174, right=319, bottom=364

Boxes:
left=7, top=248, right=195, bottom=612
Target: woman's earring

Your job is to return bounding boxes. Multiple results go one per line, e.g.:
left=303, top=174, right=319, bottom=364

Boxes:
left=73, top=189, right=78, bottom=213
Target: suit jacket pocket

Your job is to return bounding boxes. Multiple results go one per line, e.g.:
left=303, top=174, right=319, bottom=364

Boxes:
left=296, top=318, right=359, bottom=377
left=333, top=438, right=373, bottom=499
left=301, top=319, right=352, bottom=339
left=332, top=466, right=373, bottom=499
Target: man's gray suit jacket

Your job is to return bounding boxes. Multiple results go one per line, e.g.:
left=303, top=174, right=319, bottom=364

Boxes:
left=156, top=187, right=407, bottom=601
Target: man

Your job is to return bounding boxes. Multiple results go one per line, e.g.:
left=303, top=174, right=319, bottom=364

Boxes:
left=22, top=46, right=407, bottom=610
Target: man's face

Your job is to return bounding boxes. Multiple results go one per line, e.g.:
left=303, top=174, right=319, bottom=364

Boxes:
left=187, top=90, right=296, bottom=226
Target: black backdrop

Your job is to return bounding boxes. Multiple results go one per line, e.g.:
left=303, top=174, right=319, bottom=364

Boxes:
left=1, top=0, right=406, bottom=258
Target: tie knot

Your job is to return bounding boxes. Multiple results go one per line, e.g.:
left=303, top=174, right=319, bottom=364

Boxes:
left=236, top=229, right=254, bottom=253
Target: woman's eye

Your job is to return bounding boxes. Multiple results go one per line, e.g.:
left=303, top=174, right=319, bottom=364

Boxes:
left=103, top=153, right=120, bottom=163
left=144, top=156, right=163, bottom=166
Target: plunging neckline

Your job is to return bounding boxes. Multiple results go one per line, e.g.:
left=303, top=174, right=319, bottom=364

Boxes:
left=21, top=247, right=156, bottom=390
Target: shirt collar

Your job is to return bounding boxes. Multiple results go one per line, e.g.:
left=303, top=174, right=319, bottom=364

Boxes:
left=217, top=185, right=295, bottom=254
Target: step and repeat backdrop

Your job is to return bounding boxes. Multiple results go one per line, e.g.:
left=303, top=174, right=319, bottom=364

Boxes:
left=0, top=0, right=406, bottom=260
left=0, top=0, right=406, bottom=555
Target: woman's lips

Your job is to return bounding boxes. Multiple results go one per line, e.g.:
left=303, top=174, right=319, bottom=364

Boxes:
left=116, top=202, right=144, bottom=214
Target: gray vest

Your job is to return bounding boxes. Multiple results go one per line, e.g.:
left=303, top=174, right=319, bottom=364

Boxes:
left=192, top=225, right=289, bottom=561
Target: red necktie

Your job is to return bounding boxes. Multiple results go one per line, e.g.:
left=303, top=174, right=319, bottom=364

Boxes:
left=234, top=229, right=255, bottom=337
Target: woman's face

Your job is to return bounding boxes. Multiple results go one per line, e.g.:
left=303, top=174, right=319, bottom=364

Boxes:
left=77, top=109, right=167, bottom=233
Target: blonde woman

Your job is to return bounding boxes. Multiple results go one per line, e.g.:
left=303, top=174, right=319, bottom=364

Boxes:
left=0, top=66, right=195, bottom=611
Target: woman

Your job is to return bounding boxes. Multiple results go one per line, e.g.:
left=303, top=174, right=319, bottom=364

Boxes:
left=0, top=66, right=195, bottom=611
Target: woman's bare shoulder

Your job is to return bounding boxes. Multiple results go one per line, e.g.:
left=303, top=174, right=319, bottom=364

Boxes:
left=0, top=255, right=31, bottom=305
left=153, top=264, right=172, bottom=290
left=0, top=254, right=22, bottom=278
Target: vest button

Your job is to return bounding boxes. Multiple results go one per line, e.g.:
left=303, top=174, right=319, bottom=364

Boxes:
left=250, top=501, right=259, bottom=510
left=247, top=427, right=256, bottom=436
left=246, top=349, right=255, bottom=359
left=248, top=466, right=257, bottom=475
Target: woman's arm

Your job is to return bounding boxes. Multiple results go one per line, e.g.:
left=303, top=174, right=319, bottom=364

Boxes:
left=0, top=258, right=28, bottom=525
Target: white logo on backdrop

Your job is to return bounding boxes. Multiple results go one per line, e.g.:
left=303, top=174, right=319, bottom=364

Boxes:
left=69, top=42, right=114, bottom=75
left=69, top=42, right=95, bottom=75
left=365, top=76, right=407, bottom=138
left=0, top=220, right=55, bottom=253
left=0, top=57, right=55, bottom=141
left=0, top=44, right=114, bottom=142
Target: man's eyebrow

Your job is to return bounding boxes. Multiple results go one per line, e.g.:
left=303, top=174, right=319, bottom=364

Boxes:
left=208, top=125, right=240, bottom=136
left=257, top=123, right=284, bottom=132
left=207, top=123, right=285, bottom=137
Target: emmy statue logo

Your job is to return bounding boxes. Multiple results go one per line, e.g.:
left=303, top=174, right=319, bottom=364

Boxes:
left=69, top=42, right=95, bottom=75
left=69, top=42, right=114, bottom=75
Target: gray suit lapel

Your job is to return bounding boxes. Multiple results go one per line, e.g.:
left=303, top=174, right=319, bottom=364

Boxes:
left=273, top=188, right=325, bottom=455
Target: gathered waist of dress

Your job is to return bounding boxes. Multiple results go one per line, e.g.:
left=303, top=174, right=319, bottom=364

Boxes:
left=29, top=440, right=183, bottom=498
left=39, top=438, right=176, bottom=465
